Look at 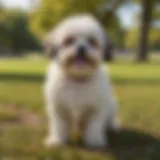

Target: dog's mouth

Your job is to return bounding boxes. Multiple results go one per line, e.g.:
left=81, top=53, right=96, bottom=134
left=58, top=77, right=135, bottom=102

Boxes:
left=67, top=55, right=96, bottom=68
left=62, top=54, right=99, bottom=82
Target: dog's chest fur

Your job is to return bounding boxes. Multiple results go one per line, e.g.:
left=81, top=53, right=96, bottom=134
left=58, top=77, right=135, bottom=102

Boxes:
left=60, top=80, right=100, bottom=110
left=45, top=63, right=108, bottom=117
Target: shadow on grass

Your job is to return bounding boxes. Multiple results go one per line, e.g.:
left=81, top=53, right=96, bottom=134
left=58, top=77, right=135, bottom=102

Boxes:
left=0, top=73, right=160, bottom=85
left=39, top=128, right=160, bottom=160
left=107, top=129, right=160, bottom=160
left=0, top=73, right=44, bottom=82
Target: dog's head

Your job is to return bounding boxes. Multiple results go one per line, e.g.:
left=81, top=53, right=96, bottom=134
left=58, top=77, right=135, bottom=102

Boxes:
left=44, top=15, right=109, bottom=80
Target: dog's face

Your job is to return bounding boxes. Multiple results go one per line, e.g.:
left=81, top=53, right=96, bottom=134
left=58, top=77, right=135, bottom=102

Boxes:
left=44, top=15, right=108, bottom=80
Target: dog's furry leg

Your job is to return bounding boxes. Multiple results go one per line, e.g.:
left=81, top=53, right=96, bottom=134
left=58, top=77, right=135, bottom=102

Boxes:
left=107, top=100, right=121, bottom=132
left=44, top=104, right=68, bottom=147
left=83, top=108, right=108, bottom=148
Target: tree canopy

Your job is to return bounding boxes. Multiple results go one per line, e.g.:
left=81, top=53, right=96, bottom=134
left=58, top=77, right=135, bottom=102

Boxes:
left=29, top=0, right=122, bottom=47
left=0, top=9, right=40, bottom=54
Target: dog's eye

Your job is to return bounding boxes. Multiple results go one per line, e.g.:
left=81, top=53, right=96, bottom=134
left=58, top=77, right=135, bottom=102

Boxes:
left=63, top=36, right=75, bottom=47
left=88, top=37, right=98, bottom=48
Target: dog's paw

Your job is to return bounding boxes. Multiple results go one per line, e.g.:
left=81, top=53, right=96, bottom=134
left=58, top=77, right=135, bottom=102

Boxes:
left=84, top=134, right=107, bottom=148
left=44, top=136, right=64, bottom=148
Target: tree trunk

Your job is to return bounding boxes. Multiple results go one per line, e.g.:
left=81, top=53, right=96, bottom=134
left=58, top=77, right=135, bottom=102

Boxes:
left=137, top=0, right=153, bottom=62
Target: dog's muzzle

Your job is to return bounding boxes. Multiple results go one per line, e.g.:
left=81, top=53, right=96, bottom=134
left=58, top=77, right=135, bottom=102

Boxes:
left=73, top=45, right=88, bottom=66
left=65, top=45, right=95, bottom=68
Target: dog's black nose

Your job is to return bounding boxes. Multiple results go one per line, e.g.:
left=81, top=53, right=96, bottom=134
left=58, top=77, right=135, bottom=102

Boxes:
left=77, top=46, right=86, bottom=57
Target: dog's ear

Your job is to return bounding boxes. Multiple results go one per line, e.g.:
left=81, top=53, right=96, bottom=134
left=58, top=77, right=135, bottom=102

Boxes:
left=103, top=33, right=114, bottom=61
left=43, top=34, right=58, bottom=59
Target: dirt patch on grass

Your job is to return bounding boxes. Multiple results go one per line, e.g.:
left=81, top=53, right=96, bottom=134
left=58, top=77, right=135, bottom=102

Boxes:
left=0, top=104, right=43, bottom=131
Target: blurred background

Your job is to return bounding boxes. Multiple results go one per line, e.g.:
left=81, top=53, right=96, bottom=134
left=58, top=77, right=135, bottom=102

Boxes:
left=0, top=0, right=159, bottom=60
left=0, top=0, right=160, bottom=159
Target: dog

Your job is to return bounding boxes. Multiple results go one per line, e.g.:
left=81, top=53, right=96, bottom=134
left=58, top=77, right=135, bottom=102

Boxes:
left=43, top=14, right=120, bottom=148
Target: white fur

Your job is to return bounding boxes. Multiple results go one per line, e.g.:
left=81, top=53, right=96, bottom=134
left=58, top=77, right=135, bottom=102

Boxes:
left=44, top=15, right=119, bottom=148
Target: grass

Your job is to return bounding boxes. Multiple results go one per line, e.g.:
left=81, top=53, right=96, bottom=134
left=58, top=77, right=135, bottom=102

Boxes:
left=0, top=106, right=18, bottom=122
left=0, top=56, right=160, bottom=159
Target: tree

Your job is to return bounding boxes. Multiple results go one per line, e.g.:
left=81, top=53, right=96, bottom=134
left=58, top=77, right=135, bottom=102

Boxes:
left=137, top=0, right=154, bottom=61
left=136, top=0, right=160, bottom=61
left=125, top=28, right=160, bottom=51
left=0, top=9, right=40, bottom=55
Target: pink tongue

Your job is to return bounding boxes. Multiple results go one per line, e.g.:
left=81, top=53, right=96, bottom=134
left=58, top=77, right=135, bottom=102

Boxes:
left=76, top=59, right=86, bottom=67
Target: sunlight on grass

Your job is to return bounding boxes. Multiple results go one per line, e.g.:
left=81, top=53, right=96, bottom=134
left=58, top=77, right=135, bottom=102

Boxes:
left=0, top=58, right=47, bottom=74
left=0, top=106, right=18, bottom=122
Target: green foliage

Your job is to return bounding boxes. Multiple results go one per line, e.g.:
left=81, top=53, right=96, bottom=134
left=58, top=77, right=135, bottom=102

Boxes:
left=149, top=28, right=160, bottom=50
left=125, top=28, right=160, bottom=50
left=29, top=0, right=122, bottom=47
left=125, top=29, right=139, bottom=50
left=153, top=9, right=160, bottom=20
left=0, top=9, right=41, bottom=54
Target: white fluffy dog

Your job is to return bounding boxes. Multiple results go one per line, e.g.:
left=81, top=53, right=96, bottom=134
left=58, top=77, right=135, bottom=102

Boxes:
left=44, top=15, right=120, bottom=148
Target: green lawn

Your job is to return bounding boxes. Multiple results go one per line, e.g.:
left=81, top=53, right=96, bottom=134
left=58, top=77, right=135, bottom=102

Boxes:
left=0, top=57, right=160, bottom=160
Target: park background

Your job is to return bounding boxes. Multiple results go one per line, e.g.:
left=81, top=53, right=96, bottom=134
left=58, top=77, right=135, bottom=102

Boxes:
left=0, top=0, right=160, bottom=159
